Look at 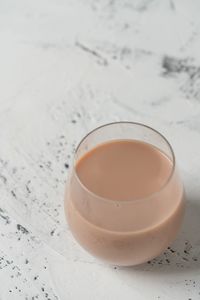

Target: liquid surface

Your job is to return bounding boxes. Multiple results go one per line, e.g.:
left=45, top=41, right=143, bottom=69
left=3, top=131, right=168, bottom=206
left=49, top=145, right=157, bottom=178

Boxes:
left=76, top=140, right=172, bottom=200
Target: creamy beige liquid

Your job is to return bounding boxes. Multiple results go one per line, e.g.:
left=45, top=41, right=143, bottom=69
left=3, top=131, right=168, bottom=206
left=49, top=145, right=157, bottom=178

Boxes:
left=66, top=140, right=184, bottom=266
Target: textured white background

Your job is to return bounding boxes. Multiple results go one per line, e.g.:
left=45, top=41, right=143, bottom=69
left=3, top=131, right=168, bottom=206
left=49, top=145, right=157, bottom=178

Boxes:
left=0, top=0, right=200, bottom=299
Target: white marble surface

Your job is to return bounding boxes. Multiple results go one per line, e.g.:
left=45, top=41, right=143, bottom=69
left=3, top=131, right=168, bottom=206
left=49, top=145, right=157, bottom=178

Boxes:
left=0, top=0, right=200, bottom=299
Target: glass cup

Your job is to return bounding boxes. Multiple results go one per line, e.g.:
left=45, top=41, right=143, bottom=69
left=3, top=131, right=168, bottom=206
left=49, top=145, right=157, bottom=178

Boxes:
left=64, top=122, right=185, bottom=266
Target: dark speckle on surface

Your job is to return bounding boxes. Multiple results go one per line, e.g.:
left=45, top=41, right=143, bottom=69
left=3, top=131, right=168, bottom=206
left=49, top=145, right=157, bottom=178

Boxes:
left=145, top=239, right=199, bottom=270
left=76, top=112, right=81, bottom=118
left=162, top=55, right=200, bottom=100
left=0, top=174, right=7, bottom=184
left=11, top=190, right=17, bottom=198
left=64, top=163, right=69, bottom=169
left=182, top=257, right=189, bottom=261
left=26, top=181, right=31, bottom=194
left=167, top=246, right=175, bottom=253
left=50, top=229, right=55, bottom=236
left=162, top=56, right=193, bottom=75
left=17, top=224, right=29, bottom=235
left=192, top=257, right=198, bottom=261
left=0, top=208, right=10, bottom=224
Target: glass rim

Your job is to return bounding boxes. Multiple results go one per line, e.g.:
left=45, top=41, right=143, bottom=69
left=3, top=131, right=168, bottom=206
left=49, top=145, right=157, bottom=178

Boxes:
left=73, top=121, right=176, bottom=203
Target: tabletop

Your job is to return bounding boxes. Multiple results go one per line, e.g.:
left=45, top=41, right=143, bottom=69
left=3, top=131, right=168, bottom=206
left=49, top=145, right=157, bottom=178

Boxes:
left=0, top=0, right=200, bottom=299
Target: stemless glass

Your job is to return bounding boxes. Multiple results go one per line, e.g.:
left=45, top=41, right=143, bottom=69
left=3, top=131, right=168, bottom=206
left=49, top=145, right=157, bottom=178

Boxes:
left=64, top=122, right=185, bottom=266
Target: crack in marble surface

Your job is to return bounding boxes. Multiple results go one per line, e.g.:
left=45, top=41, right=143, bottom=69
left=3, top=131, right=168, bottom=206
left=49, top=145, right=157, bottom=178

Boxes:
left=75, top=41, right=108, bottom=66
